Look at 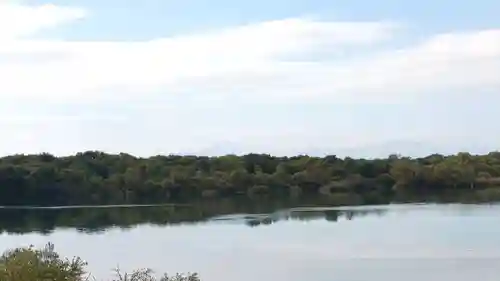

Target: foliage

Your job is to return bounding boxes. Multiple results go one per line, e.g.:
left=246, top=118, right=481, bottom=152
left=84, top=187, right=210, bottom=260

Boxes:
left=0, top=242, right=86, bottom=281
left=1, top=151, right=500, bottom=206
left=111, top=268, right=199, bottom=281
left=0, top=243, right=199, bottom=281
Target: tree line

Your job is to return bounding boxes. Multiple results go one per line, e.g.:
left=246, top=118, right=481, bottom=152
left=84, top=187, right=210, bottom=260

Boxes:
left=1, top=151, right=500, bottom=206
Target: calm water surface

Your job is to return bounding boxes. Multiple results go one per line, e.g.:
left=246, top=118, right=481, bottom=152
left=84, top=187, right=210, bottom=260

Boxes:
left=1, top=202, right=500, bottom=281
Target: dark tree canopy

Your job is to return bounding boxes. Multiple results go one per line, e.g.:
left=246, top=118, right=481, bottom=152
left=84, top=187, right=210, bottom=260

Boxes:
left=1, top=151, right=500, bottom=206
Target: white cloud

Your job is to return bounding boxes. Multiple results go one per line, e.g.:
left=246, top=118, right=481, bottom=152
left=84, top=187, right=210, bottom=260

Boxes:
left=0, top=4, right=499, bottom=105
left=0, top=3, right=399, bottom=102
left=0, top=3, right=87, bottom=40
left=1, top=2, right=500, bottom=155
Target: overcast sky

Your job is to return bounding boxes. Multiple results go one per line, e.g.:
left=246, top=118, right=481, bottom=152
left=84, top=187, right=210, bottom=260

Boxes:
left=1, top=0, right=500, bottom=157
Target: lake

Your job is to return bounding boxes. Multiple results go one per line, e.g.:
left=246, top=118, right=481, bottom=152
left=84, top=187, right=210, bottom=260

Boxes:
left=1, top=200, right=500, bottom=281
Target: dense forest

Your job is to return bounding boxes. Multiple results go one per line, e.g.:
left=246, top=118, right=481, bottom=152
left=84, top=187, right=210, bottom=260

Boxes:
left=1, top=151, right=500, bottom=206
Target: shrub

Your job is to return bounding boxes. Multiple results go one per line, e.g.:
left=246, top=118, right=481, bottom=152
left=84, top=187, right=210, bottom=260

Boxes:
left=0, top=243, right=200, bottom=281
left=0, top=242, right=86, bottom=281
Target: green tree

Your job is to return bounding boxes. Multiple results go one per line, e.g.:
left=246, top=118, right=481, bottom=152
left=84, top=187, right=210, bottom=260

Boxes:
left=0, top=243, right=200, bottom=281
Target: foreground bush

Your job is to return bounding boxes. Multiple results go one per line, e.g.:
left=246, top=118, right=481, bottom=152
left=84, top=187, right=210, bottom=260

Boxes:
left=0, top=243, right=199, bottom=281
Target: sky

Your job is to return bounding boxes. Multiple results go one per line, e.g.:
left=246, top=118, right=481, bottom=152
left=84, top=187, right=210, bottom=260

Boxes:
left=1, top=0, right=500, bottom=157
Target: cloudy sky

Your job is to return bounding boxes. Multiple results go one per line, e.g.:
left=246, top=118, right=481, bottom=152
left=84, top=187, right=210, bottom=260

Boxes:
left=1, top=0, right=499, bottom=157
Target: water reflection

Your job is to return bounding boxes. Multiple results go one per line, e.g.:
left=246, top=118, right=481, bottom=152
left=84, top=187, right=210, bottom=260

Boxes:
left=2, top=198, right=500, bottom=281
left=215, top=208, right=388, bottom=227
left=0, top=189, right=495, bottom=235
left=0, top=198, right=389, bottom=235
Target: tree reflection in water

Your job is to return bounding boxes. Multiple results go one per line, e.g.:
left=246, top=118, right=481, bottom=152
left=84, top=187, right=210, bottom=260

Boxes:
left=0, top=197, right=390, bottom=235
left=0, top=190, right=487, bottom=235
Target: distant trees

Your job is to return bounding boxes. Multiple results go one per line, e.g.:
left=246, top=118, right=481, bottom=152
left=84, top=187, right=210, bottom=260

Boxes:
left=1, top=151, right=500, bottom=206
